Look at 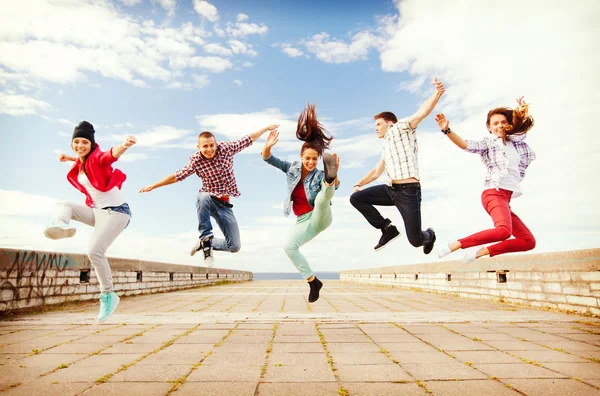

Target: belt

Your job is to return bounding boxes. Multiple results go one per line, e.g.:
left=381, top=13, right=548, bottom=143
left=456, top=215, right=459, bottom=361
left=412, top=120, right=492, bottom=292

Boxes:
left=391, top=182, right=420, bottom=189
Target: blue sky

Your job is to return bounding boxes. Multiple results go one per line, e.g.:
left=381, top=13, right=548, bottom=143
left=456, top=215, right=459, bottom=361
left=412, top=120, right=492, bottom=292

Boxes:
left=1, top=0, right=599, bottom=273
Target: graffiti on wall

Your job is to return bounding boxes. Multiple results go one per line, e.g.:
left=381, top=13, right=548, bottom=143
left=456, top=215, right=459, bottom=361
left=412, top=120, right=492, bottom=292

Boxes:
left=0, top=250, right=79, bottom=305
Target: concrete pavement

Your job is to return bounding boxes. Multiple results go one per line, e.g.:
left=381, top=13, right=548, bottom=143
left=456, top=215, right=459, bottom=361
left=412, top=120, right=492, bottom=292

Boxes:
left=1, top=280, right=599, bottom=395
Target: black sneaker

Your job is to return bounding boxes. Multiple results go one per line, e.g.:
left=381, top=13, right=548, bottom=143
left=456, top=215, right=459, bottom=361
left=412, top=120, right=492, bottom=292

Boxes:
left=322, top=153, right=337, bottom=184
left=190, top=238, right=202, bottom=256
left=374, top=225, right=400, bottom=251
left=308, top=277, right=323, bottom=303
left=201, top=238, right=215, bottom=268
left=423, top=228, right=436, bottom=255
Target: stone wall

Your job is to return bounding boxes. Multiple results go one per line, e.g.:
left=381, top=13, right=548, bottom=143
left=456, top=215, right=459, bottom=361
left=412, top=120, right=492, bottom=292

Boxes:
left=340, top=248, right=600, bottom=316
left=0, top=248, right=252, bottom=314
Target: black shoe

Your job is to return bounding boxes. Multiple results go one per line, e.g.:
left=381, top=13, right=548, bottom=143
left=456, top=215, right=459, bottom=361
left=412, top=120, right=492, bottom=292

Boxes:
left=374, top=225, right=400, bottom=251
left=322, top=153, right=337, bottom=184
left=423, top=228, right=436, bottom=255
left=308, top=277, right=323, bottom=303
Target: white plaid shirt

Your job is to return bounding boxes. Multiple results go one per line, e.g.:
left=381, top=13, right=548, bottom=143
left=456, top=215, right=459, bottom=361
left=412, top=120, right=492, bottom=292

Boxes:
left=175, top=135, right=252, bottom=198
left=381, top=118, right=419, bottom=184
left=465, top=134, right=536, bottom=197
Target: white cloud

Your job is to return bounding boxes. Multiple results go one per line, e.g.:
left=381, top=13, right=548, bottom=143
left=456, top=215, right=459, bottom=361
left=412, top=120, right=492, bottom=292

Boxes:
left=111, top=125, right=193, bottom=147
left=118, top=0, right=143, bottom=5
left=204, top=43, right=233, bottom=57
left=273, top=43, right=306, bottom=58
left=0, top=91, right=50, bottom=116
left=188, top=56, right=233, bottom=73
left=233, top=79, right=242, bottom=87
left=242, top=61, right=254, bottom=68
left=165, top=81, right=192, bottom=90
left=153, top=0, right=176, bottom=17
left=225, top=16, right=268, bottom=38
left=302, top=31, right=385, bottom=64
left=192, top=74, right=210, bottom=88
left=132, top=79, right=148, bottom=87
left=193, top=0, right=219, bottom=23
left=228, top=40, right=258, bottom=57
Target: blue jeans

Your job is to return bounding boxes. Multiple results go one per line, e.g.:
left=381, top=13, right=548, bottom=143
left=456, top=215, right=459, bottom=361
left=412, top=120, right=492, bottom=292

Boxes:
left=196, top=192, right=241, bottom=252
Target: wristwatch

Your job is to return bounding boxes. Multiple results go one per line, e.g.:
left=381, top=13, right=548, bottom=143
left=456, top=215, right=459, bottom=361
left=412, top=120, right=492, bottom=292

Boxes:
left=441, top=127, right=451, bottom=135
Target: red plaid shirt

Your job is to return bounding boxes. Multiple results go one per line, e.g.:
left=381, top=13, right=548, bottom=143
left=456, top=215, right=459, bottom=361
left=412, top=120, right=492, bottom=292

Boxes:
left=175, top=135, right=253, bottom=198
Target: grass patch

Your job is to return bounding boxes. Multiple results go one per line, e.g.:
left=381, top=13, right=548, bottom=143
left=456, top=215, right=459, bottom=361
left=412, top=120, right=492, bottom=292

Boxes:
left=57, top=363, right=68, bottom=369
left=337, top=387, right=349, bottom=396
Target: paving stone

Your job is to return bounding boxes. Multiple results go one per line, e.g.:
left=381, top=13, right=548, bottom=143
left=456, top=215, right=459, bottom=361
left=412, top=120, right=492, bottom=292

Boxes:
left=425, top=379, right=520, bottom=395
left=271, top=343, right=323, bottom=353
left=326, top=342, right=381, bottom=353
left=336, top=364, right=413, bottom=382
left=263, top=363, right=335, bottom=382
left=268, top=352, right=329, bottom=366
left=186, top=364, right=262, bottom=382
left=474, top=363, right=567, bottom=379
left=511, top=350, right=590, bottom=363
left=329, top=352, right=391, bottom=365
left=99, top=343, right=162, bottom=354
left=451, top=351, right=523, bottom=364
left=341, top=382, right=426, bottom=395
left=401, top=362, right=488, bottom=380
left=203, top=352, right=265, bottom=366
left=81, top=382, right=173, bottom=396
left=176, top=382, right=257, bottom=395
left=1, top=381, right=94, bottom=396
left=108, top=363, right=192, bottom=382
left=482, top=340, right=550, bottom=351
left=503, top=378, right=600, bottom=396
left=543, top=363, right=600, bottom=379
left=258, top=382, right=339, bottom=395
left=388, top=351, right=457, bottom=364
left=377, top=342, right=438, bottom=352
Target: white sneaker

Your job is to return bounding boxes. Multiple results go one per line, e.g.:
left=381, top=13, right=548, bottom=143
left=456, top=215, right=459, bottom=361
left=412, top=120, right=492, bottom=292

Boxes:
left=438, top=243, right=452, bottom=259
left=190, top=238, right=202, bottom=256
left=44, top=223, right=76, bottom=240
left=202, top=238, right=215, bottom=268
left=462, top=248, right=478, bottom=264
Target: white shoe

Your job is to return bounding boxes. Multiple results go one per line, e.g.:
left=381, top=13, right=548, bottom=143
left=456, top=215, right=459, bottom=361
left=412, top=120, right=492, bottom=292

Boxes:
left=44, top=223, right=76, bottom=240
left=438, top=243, right=452, bottom=258
left=190, top=238, right=202, bottom=256
left=201, top=238, right=215, bottom=268
left=462, top=248, right=478, bottom=264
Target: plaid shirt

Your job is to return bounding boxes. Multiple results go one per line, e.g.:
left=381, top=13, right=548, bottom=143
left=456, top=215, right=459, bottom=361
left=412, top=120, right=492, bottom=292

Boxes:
left=381, top=117, right=420, bottom=184
left=175, top=135, right=253, bottom=198
left=465, top=134, right=536, bottom=193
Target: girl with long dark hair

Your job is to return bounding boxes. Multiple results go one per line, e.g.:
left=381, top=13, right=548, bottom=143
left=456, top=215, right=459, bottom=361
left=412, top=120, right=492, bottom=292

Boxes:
left=261, top=104, right=340, bottom=303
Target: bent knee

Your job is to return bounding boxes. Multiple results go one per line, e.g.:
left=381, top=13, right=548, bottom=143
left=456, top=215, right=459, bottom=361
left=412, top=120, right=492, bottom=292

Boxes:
left=525, top=235, right=536, bottom=251
left=230, top=244, right=241, bottom=253
left=495, top=226, right=512, bottom=241
left=349, top=193, right=361, bottom=207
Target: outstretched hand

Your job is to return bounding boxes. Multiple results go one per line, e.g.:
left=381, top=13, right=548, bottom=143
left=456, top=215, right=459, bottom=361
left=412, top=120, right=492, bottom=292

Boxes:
left=139, top=185, right=154, bottom=193
left=123, top=135, right=137, bottom=148
left=434, top=113, right=449, bottom=130
left=432, top=77, right=445, bottom=94
left=265, top=130, right=279, bottom=148
left=58, top=153, right=71, bottom=162
left=333, top=153, right=340, bottom=171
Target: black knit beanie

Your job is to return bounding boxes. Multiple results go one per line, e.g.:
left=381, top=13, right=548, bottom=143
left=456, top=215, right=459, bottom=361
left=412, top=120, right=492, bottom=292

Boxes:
left=72, top=121, right=96, bottom=146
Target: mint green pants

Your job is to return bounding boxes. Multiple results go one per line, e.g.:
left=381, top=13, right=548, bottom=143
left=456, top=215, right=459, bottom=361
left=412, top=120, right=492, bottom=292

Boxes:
left=283, top=182, right=335, bottom=279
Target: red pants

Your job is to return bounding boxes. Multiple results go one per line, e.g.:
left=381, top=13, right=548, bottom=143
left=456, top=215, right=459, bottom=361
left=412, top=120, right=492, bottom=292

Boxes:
left=459, top=189, right=536, bottom=257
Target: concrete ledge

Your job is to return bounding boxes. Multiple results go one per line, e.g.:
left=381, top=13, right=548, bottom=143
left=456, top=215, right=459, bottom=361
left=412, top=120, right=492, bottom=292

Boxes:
left=0, top=248, right=252, bottom=314
left=340, top=248, right=600, bottom=316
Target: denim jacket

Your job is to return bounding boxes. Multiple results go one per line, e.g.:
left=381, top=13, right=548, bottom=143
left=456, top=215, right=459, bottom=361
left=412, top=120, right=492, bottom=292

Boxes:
left=263, top=154, right=335, bottom=217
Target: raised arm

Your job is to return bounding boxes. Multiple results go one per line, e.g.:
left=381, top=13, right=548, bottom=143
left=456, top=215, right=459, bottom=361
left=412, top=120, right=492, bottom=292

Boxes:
left=249, top=124, right=279, bottom=142
left=408, top=77, right=445, bottom=129
left=59, top=153, right=77, bottom=162
left=261, top=130, right=279, bottom=159
left=139, top=174, right=178, bottom=193
left=111, top=135, right=137, bottom=158
left=353, top=159, right=385, bottom=192
left=434, top=113, right=467, bottom=149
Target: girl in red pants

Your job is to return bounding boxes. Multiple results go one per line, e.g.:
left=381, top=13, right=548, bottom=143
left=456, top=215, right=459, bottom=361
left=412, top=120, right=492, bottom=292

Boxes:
left=435, top=97, right=536, bottom=263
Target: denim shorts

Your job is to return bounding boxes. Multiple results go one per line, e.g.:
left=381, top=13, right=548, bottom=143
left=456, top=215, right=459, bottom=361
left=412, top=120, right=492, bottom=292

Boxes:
left=102, top=203, right=131, bottom=228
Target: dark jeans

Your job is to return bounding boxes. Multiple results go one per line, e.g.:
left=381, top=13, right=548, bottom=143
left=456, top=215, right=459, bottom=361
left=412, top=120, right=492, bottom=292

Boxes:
left=349, top=183, right=433, bottom=247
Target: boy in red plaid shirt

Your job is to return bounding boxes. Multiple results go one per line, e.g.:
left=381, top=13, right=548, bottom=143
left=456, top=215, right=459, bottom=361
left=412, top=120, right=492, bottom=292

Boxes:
left=140, top=124, right=279, bottom=267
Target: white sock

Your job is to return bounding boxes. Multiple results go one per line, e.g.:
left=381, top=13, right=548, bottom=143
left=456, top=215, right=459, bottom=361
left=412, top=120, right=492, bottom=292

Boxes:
left=462, top=248, right=478, bottom=263
left=438, top=243, right=452, bottom=258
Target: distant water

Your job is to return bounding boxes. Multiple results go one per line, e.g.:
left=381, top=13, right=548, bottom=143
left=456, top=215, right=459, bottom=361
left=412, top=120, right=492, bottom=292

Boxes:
left=253, top=272, right=340, bottom=280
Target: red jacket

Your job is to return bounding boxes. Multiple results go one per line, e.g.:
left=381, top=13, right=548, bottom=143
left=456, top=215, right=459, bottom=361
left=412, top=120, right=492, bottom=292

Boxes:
left=67, top=145, right=127, bottom=208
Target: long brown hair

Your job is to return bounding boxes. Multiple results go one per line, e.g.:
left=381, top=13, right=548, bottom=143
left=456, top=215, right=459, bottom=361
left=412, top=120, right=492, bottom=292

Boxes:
left=296, top=103, right=332, bottom=155
left=486, top=103, right=534, bottom=143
